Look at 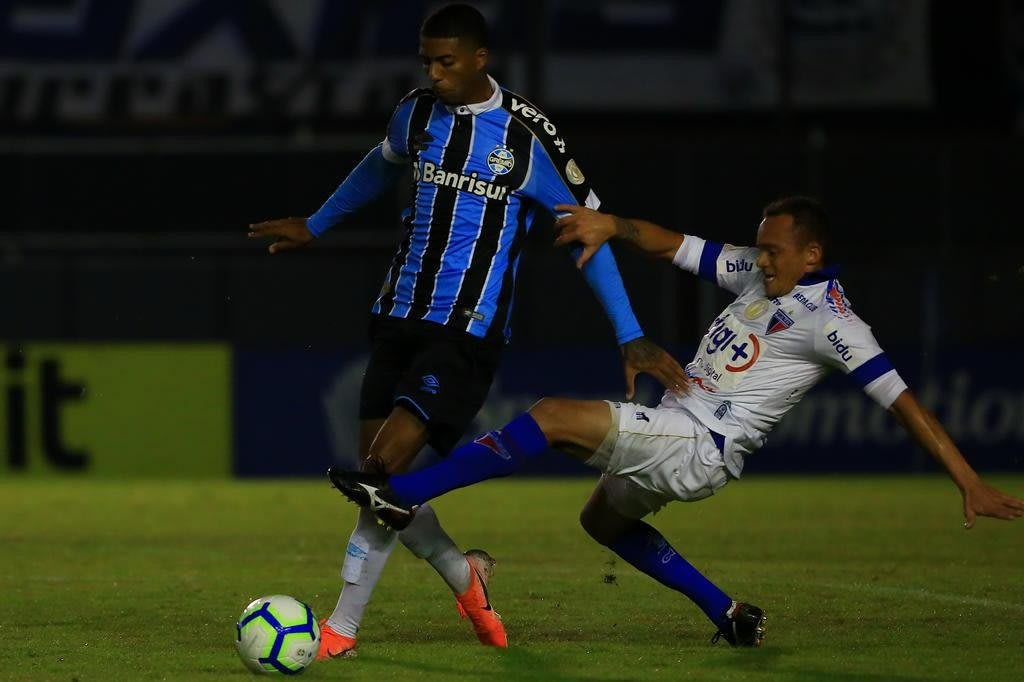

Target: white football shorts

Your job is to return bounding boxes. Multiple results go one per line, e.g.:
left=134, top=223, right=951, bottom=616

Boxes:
left=586, top=401, right=731, bottom=519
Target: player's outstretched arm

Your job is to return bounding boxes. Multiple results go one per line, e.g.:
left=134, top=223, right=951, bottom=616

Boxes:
left=553, top=204, right=684, bottom=268
left=248, top=143, right=406, bottom=254
left=889, top=390, right=1024, bottom=528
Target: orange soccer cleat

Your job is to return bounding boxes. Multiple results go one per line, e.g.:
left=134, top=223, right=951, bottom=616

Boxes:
left=454, top=549, right=508, bottom=648
left=316, top=619, right=357, bottom=660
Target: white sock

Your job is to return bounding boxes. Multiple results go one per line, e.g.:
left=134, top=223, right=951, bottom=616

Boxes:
left=327, top=507, right=397, bottom=638
left=399, top=504, right=471, bottom=594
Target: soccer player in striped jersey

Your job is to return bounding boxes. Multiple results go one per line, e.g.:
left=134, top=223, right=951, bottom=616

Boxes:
left=248, top=4, right=687, bottom=657
left=328, top=196, right=1024, bottom=647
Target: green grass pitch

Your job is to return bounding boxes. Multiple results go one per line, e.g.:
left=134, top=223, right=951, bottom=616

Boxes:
left=4, top=475, right=1023, bottom=680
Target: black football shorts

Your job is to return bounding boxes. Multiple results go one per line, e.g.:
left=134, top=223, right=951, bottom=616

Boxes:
left=359, top=314, right=503, bottom=455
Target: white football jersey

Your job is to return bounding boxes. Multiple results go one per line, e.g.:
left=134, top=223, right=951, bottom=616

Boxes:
left=663, top=235, right=908, bottom=478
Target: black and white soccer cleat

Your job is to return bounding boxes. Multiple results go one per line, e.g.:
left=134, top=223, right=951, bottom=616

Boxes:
left=711, top=601, right=767, bottom=647
left=326, top=467, right=417, bottom=530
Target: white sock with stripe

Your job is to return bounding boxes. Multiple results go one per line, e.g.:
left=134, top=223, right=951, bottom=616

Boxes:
left=327, top=507, right=397, bottom=638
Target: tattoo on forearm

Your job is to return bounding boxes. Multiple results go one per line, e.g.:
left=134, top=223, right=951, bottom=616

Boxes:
left=614, top=216, right=640, bottom=245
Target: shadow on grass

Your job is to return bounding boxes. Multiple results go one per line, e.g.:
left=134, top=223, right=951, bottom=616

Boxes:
left=715, top=647, right=929, bottom=682
left=353, top=646, right=632, bottom=681
left=496, top=646, right=634, bottom=682
left=353, top=653, right=479, bottom=678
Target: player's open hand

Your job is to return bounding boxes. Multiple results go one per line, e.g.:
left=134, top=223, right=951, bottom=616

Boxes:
left=553, top=204, right=617, bottom=268
left=961, top=480, right=1024, bottom=529
left=248, top=217, right=315, bottom=254
left=621, top=337, right=689, bottom=401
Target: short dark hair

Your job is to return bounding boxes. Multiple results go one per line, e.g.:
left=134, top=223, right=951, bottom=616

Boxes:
left=421, top=4, right=489, bottom=48
left=762, top=196, right=829, bottom=258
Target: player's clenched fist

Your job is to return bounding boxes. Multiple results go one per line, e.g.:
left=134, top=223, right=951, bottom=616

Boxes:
left=248, top=217, right=315, bottom=254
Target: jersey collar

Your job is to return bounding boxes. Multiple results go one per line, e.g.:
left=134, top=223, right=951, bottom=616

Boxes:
left=445, top=75, right=503, bottom=116
left=797, top=264, right=840, bottom=286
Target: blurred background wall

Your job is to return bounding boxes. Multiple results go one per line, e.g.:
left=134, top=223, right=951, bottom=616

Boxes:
left=2, top=0, right=1022, bottom=477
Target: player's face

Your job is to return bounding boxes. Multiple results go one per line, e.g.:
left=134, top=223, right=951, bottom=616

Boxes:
left=419, top=37, right=488, bottom=105
left=755, top=215, right=821, bottom=297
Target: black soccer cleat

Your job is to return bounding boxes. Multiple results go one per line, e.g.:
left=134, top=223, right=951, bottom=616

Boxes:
left=326, top=467, right=417, bottom=530
left=711, top=601, right=767, bottom=647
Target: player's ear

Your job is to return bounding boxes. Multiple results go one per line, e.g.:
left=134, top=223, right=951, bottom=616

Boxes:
left=805, top=240, right=823, bottom=268
left=475, top=47, right=489, bottom=70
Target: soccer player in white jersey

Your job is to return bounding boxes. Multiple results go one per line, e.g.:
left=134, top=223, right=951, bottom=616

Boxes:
left=328, top=196, right=1024, bottom=646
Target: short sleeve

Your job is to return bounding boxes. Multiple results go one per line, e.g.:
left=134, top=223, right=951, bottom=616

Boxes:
left=672, top=237, right=761, bottom=295
left=813, top=309, right=908, bottom=408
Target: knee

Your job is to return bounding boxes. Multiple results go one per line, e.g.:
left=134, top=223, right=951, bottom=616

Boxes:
left=527, top=397, right=567, bottom=440
left=579, top=506, right=619, bottom=547
left=578, top=506, right=603, bottom=544
left=580, top=491, right=639, bottom=547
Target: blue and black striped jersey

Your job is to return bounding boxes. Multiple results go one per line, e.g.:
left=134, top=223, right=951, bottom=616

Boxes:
left=372, top=76, right=603, bottom=341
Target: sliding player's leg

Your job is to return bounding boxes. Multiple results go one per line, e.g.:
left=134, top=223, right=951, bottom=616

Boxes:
left=331, top=399, right=765, bottom=645
left=576, top=402, right=765, bottom=647
left=329, top=398, right=611, bottom=514
left=342, top=398, right=735, bottom=631
left=580, top=478, right=761, bottom=642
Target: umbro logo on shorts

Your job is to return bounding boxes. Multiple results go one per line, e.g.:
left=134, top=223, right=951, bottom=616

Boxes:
left=635, top=411, right=650, bottom=422
left=420, top=374, right=440, bottom=395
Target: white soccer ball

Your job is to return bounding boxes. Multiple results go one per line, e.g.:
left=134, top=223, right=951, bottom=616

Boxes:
left=235, top=595, right=320, bottom=674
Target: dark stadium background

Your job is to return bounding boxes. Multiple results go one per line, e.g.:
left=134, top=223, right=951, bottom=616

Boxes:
left=2, top=0, right=1022, bottom=478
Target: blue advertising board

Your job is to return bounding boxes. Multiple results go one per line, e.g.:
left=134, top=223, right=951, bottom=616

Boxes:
left=234, top=346, right=1023, bottom=477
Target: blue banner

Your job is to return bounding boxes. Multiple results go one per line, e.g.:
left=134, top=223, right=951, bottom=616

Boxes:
left=233, top=347, right=1023, bottom=477
left=0, top=0, right=930, bottom=133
